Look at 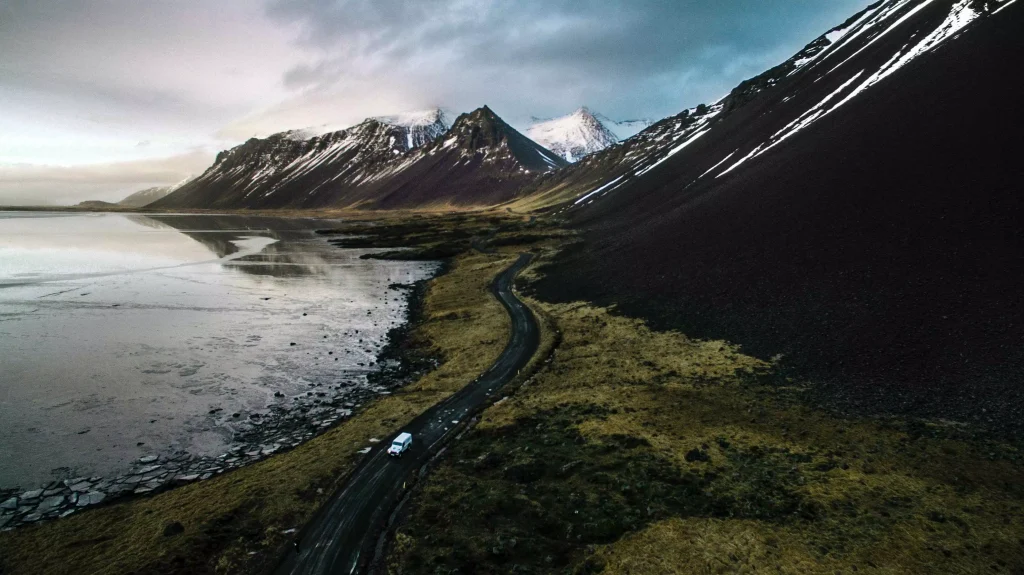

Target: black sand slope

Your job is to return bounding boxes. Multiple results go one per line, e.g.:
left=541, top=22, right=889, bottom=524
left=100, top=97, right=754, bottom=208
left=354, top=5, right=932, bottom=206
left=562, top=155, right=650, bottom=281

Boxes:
left=535, top=2, right=1024, bottom=435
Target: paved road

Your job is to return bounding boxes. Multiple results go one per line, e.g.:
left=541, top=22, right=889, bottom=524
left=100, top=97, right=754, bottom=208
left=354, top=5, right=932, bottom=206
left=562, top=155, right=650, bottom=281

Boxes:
left=275, top=253, right=539, bottom=575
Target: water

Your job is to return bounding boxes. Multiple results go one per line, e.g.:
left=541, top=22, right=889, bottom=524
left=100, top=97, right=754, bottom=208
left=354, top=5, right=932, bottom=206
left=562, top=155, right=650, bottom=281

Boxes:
left=0, top=212, right=436, bottom=489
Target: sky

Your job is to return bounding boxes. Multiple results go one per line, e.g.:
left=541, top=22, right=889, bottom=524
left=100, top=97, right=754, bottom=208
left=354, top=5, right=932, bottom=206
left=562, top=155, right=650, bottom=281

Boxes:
left=0, top=0, right=870, bottom=205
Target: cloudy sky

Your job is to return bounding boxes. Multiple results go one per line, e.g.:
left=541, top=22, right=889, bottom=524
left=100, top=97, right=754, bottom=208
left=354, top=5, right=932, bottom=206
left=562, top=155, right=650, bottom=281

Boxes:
left=0, top=0, right=869, bottom=205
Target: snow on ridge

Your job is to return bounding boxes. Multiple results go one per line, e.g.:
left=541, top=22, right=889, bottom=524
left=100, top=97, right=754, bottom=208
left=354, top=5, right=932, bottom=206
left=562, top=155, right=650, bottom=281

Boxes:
left=718, top=0, right=986, bottom=182
left=373, top=108, right=453, bottom=129
left=527, top=107, right=620, bottom=162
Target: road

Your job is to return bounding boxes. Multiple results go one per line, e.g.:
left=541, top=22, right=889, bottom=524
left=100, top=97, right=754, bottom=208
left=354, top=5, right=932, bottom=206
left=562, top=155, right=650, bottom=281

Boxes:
left=275, top=253, right=539, bottom=575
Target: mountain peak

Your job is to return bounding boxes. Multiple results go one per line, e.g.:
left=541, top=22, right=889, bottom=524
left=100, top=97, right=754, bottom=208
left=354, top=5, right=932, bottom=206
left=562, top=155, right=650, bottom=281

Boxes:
left=526, top=107, right=620, bottom=162
left=430, top=106, right=566, bottom=173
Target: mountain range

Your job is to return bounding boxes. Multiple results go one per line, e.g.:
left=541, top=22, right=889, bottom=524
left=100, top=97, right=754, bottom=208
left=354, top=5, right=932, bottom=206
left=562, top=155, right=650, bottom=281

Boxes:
left=531, top=0, right=1024, bottom=430
left=154, top=106, right=566, bottom=210
left=153, top=0, right=1024, bottom=427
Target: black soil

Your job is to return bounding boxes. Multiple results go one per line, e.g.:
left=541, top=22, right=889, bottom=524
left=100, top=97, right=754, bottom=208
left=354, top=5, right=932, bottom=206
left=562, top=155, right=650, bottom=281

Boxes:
left=534, top=8, right=1024, bottom=437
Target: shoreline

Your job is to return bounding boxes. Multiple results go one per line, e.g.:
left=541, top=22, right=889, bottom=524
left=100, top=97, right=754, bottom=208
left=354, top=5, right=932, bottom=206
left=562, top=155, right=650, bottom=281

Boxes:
left=0, top=227, right=443, bottom=533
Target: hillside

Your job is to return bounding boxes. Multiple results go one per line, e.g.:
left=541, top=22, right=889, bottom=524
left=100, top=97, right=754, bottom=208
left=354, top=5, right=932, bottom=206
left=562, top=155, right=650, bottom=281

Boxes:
left=155, top=106, right=564, bottom=210
left=532, top=0, right=1024, bottom=433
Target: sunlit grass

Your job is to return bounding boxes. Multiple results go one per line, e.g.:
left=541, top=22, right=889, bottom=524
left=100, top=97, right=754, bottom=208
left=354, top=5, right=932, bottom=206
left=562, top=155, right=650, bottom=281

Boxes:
left=0, top=246, right=518, bottom=575
left=387, top=252, right=1024, bottom=574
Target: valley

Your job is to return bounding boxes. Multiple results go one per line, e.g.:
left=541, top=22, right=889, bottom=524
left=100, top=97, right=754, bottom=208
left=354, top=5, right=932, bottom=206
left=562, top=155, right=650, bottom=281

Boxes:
left=1, top=0, right=1023, bottom=573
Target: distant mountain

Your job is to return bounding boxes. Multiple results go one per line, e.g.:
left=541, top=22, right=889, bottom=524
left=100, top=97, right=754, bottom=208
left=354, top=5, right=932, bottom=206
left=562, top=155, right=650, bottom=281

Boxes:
left=154, top=106, right=565, bottom=210
left=532, top=0, right=1024, bottom=431
left=526, top=108, right=653, bottom=162
left=75, top=200, right=119, bottom=209
left=526, top=108, right=619, bottom=162
left=118, top=176, right=194, bottom=207
left=597, top=115, right=653, bottom=141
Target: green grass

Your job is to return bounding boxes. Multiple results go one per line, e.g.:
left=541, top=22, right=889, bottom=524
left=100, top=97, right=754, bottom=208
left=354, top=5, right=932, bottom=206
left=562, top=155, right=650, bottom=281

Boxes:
left=386, top=252, right=1024, bottom=574
left=0, top=219, right=536, bottom=575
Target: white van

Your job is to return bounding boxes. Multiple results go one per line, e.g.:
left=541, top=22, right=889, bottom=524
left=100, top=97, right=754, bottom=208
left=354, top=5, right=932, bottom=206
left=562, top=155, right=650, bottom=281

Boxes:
left=388, top=432, right=412, bottom=457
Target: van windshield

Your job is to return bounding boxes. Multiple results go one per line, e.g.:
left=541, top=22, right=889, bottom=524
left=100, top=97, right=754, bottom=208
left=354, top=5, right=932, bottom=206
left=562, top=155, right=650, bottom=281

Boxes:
left=392, top=441, right=403, bottom=448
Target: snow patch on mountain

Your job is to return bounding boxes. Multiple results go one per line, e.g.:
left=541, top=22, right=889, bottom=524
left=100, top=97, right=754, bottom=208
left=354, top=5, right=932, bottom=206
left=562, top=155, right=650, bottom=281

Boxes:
left=373, top=108, right=453, bottom=149
left=713, top=0, right=985, bottom=181
left=527, top=108, right=619, bottom=162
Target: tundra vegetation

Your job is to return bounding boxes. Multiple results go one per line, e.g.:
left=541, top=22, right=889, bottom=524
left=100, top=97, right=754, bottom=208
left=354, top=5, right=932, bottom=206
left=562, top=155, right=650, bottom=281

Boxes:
left=386, top=246, right=1024, bottom=574
left=0, top=214, right=554, bottom=574
left=1, top=214, right=1020, bottom=574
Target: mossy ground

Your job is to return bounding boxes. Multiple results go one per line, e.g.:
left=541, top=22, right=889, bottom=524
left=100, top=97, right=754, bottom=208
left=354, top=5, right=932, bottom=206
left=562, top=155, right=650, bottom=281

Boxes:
left=387, top=250, right=1024, bottom=574
left=0, top=214, right=542, bottom=575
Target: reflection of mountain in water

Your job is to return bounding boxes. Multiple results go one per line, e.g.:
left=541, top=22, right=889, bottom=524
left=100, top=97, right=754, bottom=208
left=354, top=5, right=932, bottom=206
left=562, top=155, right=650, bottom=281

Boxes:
left=146, top=214, right=348, bottom=279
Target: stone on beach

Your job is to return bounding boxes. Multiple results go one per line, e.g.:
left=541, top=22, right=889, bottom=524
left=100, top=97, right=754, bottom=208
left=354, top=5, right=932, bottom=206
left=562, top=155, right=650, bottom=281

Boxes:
left=77, top=492, right=105, bottom=507
left=69, top=481, right=92, bottom=493
left=2, top=497, right=19, bottom=510
left=138, top=455, right=159, bottom=464
left=35, top=495, right=64, bottom=514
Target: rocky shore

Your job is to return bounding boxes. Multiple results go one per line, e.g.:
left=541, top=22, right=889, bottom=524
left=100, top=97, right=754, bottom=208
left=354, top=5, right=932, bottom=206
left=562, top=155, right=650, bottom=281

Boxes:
left=0, top=280, right=439, bottom=533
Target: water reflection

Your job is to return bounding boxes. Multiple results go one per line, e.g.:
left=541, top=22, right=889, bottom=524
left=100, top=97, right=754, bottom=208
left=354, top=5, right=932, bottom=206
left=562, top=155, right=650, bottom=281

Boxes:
left=0, top=212, right=436, bottom=489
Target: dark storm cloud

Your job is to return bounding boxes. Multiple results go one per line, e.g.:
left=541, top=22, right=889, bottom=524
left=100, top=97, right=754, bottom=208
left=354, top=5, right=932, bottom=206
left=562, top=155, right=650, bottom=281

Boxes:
left=263, top=0, right=872, bottom=122
left=1, top=0, right=872, bottom=203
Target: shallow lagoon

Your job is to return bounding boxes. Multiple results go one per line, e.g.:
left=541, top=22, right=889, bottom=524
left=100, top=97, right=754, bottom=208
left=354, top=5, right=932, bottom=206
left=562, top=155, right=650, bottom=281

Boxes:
left=0, top=212, right=436, bottom=489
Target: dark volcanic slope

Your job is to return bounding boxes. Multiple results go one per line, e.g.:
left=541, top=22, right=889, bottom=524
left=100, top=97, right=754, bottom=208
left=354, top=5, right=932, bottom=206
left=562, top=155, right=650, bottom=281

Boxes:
left=535, top=0, right=1024, bottom=433
left=155, top=107, right=565, bottom=210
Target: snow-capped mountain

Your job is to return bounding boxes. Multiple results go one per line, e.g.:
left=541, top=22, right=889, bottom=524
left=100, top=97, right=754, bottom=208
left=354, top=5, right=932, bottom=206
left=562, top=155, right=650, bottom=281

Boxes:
left=526, top=108, right=654, bottom=162
left=118, top=175, right=194, bottom=207
left=531, top=0, right=1024, bottom=429
left=528, top=0, right=1015, bottom=213
left=597, top=115, right=654, bottom=141
left=153, top=118, right=412, bottom=209
left=372, top=108, right=453, bottom=149
left=156, top=106, right=564, bottom=209
left=526, top=108, right=620, bottom=162
left=332, top=106, right=567, bottom=209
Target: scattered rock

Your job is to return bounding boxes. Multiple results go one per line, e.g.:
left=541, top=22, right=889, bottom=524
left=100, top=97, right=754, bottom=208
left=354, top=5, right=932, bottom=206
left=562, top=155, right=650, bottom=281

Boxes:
left=138, top=455, right=159, bottom=464
left=77, top=492, right=105, bottom=507
left=1, top=498, right=17, bottom=511
left=685, top=448, right=711, bottom=463
left=69, top=481, right=92, bottom=493
left=163, top=521, right=185, bottom=537
left=21, top=490, right=42, bottom=501
left=35, top=495, right=64, bottom=514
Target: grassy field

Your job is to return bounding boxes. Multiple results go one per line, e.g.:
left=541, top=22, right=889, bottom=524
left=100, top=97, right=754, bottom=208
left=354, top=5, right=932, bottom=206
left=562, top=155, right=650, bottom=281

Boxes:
left=4, top=213, right=1022, bottom=575
left=0, top=218, right=527, bottom=574
left=386, top=249, right=1024, bottom=574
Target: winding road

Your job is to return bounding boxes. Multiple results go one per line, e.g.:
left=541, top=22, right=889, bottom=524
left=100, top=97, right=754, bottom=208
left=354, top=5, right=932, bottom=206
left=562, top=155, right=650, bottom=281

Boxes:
left=275, top=253, right=539, bottom=575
